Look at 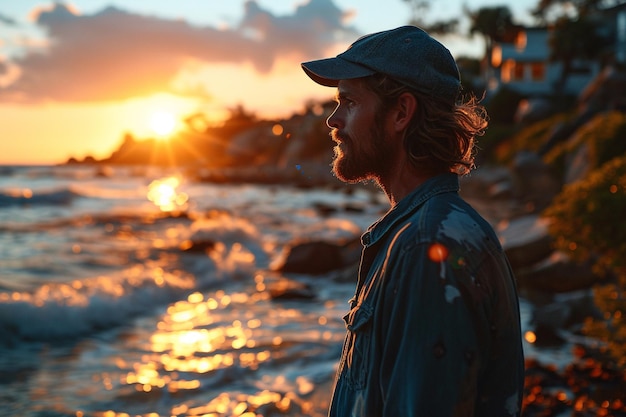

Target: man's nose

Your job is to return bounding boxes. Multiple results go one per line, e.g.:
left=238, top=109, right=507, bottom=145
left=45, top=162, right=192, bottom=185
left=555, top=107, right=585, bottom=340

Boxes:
left=326, top=106, right=341, bottom=129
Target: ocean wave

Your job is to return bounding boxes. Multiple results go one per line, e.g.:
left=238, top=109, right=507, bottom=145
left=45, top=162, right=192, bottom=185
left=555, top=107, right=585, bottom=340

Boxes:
left=0, top=213, right=271, bottom=347
left=0, top=188, right=81, bottom=207
left=0, top=263, right=206, bottom=347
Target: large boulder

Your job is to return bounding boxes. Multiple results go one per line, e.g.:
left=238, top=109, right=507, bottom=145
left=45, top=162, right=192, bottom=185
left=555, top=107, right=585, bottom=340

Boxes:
left=510, top=151, right=561, bottom=211
left=498, top=215, right=553, bottom=270
left=578, top=65, right=626, bottom=116
left=273, top=238, right=361, bottom=275
left=516, top=251, right=604, bottom=293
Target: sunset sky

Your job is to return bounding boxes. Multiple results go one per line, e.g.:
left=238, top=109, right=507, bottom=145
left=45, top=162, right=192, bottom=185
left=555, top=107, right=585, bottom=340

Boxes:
left=0, top=0, right=535, bottom=165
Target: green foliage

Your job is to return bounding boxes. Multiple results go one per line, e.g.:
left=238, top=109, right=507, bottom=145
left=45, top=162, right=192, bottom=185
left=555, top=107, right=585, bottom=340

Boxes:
left=540, top=114, right=626, bottom=371
left=543, top=155, right=626, bottom=274
left=532, top=0, right=607, bottom=22
left=549, top=16, right=605, bottom=62
left=493, top=112, right=570, bottom=164
left=582, top=283, right=626, bottom=370
left=468, top=6, right=515, bottom=42
left=552, top=154, right=626, bottom=371
left=544, top=111, right=626, bottom=174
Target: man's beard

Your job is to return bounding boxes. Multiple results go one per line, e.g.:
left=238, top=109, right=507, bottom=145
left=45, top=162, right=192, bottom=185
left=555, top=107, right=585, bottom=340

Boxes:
left=331, top=119, right=392, bottom=184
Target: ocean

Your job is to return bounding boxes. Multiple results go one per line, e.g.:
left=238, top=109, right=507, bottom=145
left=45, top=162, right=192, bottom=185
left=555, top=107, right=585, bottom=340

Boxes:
left=0, top=164, right=573, bottom=417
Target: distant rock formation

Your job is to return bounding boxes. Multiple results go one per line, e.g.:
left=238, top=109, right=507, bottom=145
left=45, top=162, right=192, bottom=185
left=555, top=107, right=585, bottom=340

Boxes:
left=65, top=101, right=340, bottom=185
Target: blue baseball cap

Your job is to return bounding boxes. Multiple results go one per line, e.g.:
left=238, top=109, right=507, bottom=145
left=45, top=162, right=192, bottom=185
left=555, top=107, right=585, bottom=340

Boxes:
left=301, top=26, right=461, bottom=103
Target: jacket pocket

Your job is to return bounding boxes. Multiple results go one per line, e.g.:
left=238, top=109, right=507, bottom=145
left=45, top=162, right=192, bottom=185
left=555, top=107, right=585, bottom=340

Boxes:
left=340, top=302, right=374, bottom=390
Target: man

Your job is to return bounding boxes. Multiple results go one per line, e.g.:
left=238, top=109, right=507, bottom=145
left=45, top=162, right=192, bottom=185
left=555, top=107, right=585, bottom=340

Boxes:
left=301, top=26, right=524, bottom=416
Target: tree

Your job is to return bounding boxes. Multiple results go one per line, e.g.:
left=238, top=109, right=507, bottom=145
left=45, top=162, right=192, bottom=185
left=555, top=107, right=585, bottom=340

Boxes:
left=401, top=0, right=459, bottom=35
left=468, top=6, right=518, bottom=61
left=548, top=15, right=607, bottom=93
left=466, top=6, right=519, bottom=83
left=532, top=0, right=623, bottom=21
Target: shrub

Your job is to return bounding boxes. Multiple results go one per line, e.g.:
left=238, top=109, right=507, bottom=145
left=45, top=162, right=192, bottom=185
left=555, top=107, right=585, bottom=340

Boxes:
left=543, top=155, right=626, bottom=275
left=544, top=156, right=626, bottom=369
left=544, top=111, right=626, bottom=177
left=494, top=112, right=571, bottom=165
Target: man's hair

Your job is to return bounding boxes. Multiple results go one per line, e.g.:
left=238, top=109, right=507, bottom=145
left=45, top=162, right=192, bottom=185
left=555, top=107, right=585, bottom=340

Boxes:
left=363, top=74, right=488, bottom=176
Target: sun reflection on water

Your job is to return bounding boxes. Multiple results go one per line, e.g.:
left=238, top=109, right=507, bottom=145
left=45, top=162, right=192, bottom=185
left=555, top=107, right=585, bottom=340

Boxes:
left=147, top=176, right=189, bottom=212
left=111, top=277, right=343, bottom=416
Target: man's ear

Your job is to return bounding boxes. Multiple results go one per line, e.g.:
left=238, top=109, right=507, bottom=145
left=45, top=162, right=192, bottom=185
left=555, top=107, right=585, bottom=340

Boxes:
left=392, top=92, right=417, bottom=133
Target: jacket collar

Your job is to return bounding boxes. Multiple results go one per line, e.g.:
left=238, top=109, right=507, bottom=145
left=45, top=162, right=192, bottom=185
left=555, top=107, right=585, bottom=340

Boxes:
left=361, top=173, right=460, bottom=246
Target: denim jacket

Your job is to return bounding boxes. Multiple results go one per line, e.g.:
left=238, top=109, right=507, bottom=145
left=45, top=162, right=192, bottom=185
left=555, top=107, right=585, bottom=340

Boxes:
left=329, top=173, right=524, bottom=417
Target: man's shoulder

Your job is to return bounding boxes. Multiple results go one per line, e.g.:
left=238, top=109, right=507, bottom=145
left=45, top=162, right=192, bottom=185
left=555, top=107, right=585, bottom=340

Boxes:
left=401, top=193, right=497, bottom=247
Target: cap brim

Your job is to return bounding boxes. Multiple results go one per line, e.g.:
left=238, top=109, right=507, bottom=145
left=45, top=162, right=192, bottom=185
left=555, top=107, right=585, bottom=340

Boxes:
left=301, top=57, right=376, bottom=87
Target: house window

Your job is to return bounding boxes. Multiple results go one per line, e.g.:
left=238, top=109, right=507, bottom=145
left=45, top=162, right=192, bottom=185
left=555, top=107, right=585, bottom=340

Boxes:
left=492, top=45, right=502, bottom=67
left=513, top=62, right=525, bottom=80
left=502, top=60, right=527, bottom=82
left=515, top=31, right=527, bottom=51
left=530, top=62, right=545, bottom=81
left=501, top=60, right=514, bottom=82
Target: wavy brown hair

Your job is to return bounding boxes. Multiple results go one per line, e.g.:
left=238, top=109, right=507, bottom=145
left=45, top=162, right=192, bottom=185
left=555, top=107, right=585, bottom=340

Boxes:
left=362, top=74, right=488, bottom=176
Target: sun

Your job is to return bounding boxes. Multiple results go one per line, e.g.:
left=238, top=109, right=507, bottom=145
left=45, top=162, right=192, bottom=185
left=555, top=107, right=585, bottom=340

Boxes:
left=149, top=111, right=178, bottom=137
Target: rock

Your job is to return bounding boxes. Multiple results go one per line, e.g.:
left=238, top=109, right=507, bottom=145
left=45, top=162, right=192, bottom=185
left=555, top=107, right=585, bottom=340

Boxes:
left=181, top=240, right=216, bottom=253
left=578, top=65, right=626, bottom=115
left=275, top=240, right=345, bottom=275
left=514, top=97, right=554, bottom=124
left=532, top=300, right=572, bottom=330
left=312, top=202, right=338, bottom=217
left=564, top=139, right=592, bottom=185
left=532, top=323, right=567, bottom=346
left=529, top=289, right=599, bottom=346
left=498, top=215, right=554, bottom=270
left=267, top=278, right=316, bottom=301
left=460, top=166, right=513, bottom=201
left=516, top=251, right=603, bottom=293
left=272, top=236, right=363, bottom=276
left=510, top=151, right=561, bottom=211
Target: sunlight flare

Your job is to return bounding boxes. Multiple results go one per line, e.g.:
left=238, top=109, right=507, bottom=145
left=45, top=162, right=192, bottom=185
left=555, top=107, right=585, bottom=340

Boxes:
left=149, top=110, right=178, bottom=137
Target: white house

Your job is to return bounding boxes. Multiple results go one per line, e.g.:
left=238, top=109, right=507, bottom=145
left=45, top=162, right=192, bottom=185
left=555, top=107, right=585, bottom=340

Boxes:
left=487, top=3, right=626, bottom=98
left=488, top=27, right=601, bottom=97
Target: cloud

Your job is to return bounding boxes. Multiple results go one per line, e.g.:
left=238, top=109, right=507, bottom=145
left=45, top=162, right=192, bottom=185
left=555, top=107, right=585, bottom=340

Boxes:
left=240, top=0, right=356, bottom=57
left=0, top=0, right=356, bottom=103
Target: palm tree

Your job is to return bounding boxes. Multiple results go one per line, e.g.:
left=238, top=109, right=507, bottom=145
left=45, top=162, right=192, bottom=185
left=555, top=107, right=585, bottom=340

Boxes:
left=467, top=6, right=519, bottom=83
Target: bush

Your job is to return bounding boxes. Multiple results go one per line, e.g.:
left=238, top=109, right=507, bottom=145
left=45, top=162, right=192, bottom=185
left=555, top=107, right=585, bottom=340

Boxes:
left=544, top=111, right=626, bottom=177
left=544, top=156, right=626, bottom=369
left=543, top=155, right=626, bottom=274
left=493, top=112, right=571, bottom=165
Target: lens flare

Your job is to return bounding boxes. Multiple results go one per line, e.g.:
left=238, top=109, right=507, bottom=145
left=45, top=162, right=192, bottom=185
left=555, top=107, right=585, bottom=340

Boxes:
left=428, top=242, right=449, bottom=263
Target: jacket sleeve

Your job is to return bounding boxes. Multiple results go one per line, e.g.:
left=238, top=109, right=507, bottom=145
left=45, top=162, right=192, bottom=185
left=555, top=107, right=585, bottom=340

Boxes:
left=377, top=240, right=491, bottom=417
